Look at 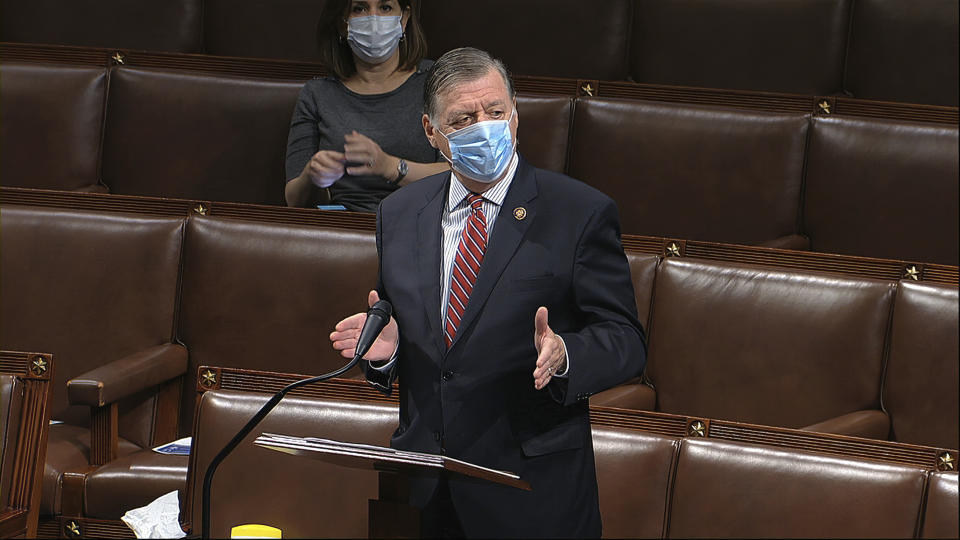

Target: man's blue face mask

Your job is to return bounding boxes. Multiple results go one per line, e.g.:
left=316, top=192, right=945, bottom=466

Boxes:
left=436, top=109, right=516, bottom=183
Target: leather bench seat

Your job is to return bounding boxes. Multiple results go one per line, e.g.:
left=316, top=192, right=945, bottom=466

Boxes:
left=0, top=63, right=107, bottom=193
left=83, top=450, right=189, bottom=519
left=668, top=438, right=927, bottom=538
left=643, top=258, right=894, bottom=438
left=804, top=116, right=959, bottom=266
left=567, top=98, right=809, bottom=247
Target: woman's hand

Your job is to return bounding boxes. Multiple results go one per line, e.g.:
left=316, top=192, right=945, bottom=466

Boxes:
left=344, top=131, right=396, bottom=180
left=303, top=149, right=347, bottom=188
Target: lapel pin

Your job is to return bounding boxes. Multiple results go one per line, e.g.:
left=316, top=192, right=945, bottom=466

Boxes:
left=513, top=207, right=527, bottom=220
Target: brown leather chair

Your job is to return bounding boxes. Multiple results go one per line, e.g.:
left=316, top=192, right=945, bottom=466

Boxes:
left=185, top=388, right=398, bottom=537
left=0, top=352, right=54, bottom=538
left=101, top=67, right=304, bottom=205
left=667, top=437, right=927, bottom=538
left=630, top=0, right=850, bottom=95
left=803, top=116, right=959, bottom=266
left=0, top=206, right=186, bottom=518
left=644, top=258, right=894, bottom=439
left=419, top=0, right=632, bottom=80
left=202, top=0, right=326, bottom=61
left=0, top=63, right=107, bottom=192
left=0, top=0, right=202, bottom=52
left=884, top=281, right=959, bottom=449
left=568, top=98, right=809, bottom=247
left=844, top=0, right=959, bottom=107
left=921, top=471, right=959, bottom=539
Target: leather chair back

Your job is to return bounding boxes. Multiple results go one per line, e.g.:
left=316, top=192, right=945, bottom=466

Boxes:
left=630, top=0, right=850, bottom=95
left=0, top=0, right=202, bottom=52
left=568, top=98, right=807, bottom=244
left=884, top=281, right=959, bottom=449
left=844, top=0, right=959, bottom=106
left=646, top=258, right=894, bottom=428
left=626, top=253, right=658, bottom=330
left=804, top=116, right=959, bottom=266
left=101, top=67, right=303, bottom=205
left=176, top=216, right=379, bottom=435
left=516, top=94, right=573, bottom=174
left=921, top=472, right=959, bottom=539
left=0, top=206, right=184, bottom=445
left=419, top=0, right=632, bottom=80
left=592, top=426, right=678, bottom=538
left=667, top=438, right=927, bottom=538
left=186, top=389, right=397, bottom=538
left=0, top=63, right=107, bottom=192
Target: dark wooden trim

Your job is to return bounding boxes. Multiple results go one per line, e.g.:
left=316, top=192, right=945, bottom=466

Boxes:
left=150, top=377, right=183, bottom=447
left=89, top=404, right=118, bottom=467
left=0, top=351, right=54, bottom=538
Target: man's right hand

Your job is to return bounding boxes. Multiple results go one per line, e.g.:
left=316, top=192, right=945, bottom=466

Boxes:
left=304, top=149, right=347, bottom=188
left=330, top=290, right=399, bottom=363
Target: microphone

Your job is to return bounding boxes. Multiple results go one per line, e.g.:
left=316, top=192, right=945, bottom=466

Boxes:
left=201, top=299, right=393, bottom=538
left=354, top=299, right=393, bottom=361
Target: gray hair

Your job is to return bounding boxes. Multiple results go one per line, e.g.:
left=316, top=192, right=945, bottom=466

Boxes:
left=423, top=47, right=516, bottom=122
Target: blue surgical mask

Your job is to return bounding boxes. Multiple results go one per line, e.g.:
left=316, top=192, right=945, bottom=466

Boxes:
left=437, top=110, right=517, bottom=183
left=346, top=15, right=403, bottom=64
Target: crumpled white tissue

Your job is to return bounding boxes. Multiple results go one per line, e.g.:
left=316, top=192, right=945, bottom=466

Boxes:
left=121, top=490, right=187, bottom=539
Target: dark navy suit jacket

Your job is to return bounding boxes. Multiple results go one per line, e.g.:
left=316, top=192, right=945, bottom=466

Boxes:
left=363, top=156, right=646, bottom=538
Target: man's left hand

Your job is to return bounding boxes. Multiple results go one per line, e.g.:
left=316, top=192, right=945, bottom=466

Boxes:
left=533, top=306, right=566, bottom=390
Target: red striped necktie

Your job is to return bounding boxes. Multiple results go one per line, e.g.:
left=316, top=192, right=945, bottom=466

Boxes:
left=444, top=193, right=488, bottom=348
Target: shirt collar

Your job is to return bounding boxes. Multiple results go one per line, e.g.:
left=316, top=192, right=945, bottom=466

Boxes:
left=446, top=153, right=519, bottom=212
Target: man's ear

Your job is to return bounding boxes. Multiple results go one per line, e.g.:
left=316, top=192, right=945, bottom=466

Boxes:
left=423, top=114, right=439, bottom=149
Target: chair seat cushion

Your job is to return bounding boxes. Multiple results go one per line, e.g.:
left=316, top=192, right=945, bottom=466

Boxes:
left=42, top=423, right=140, bottom=516
left=84, top=449, right=189, bottom=519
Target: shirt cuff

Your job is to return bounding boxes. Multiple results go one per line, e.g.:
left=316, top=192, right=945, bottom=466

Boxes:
left=553, top=335, right=570, bottom=378
left=368, top=336, right=400, bottom=372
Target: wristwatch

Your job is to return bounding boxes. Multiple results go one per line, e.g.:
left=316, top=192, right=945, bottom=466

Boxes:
left=391, top=158, right=408, bottom=185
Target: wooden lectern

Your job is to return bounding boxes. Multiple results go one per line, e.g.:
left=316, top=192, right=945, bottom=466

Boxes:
left=254, top=433, right=530, bottom=539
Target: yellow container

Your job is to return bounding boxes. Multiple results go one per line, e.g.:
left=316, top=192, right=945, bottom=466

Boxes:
left=230, top=523, right=282, bottom=538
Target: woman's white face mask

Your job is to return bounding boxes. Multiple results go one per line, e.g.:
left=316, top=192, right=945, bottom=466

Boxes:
left=346, top=15, right=403, bottom=64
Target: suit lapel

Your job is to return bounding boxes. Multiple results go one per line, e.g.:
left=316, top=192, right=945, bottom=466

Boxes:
left=417, top=179, right=449, bottom=359
left=449, top=158, right=538, bottom=352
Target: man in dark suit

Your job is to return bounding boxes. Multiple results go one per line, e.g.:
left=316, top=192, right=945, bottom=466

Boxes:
left=330, top=47, right=646, bottom=538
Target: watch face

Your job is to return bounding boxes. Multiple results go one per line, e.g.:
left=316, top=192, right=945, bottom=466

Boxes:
left=398, top=159, right=409, bottom=175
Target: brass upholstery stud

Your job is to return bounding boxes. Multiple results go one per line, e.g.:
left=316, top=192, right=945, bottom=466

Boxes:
left=200, top=369, right=217, bottom=388
left=65, top=521, right=81, bottom=537
left=904, top=265, right=920, bottom=281
left=938, top=452, right=956, bottom=471
left=194, top=203, right=208, bottom=215
left=688, top=420, right=706, bottom=437
left=666, top=242, right=681, bottom=257
left=111, top=52, right=125, bottom=65
left=817, top=99, right=832, bottom=114
left=30, top=356, right=48, bottom=376
left=581, top=83, right=595, bottom=97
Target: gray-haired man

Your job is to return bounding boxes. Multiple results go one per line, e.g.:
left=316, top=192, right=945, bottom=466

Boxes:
left=331, top=47, right=647, bottom=538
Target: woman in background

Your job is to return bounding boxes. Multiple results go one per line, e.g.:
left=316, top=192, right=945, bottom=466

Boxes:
left=285, top=0, right=447, bottom=211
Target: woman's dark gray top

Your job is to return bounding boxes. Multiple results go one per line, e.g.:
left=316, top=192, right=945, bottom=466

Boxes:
left=285, top=59, right=439, bottom=212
